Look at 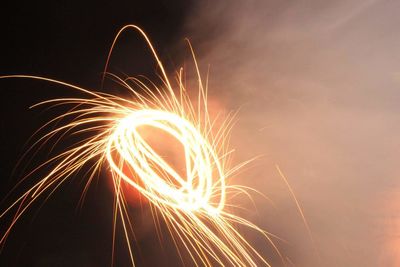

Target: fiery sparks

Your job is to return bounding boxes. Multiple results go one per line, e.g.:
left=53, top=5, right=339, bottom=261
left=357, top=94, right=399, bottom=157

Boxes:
left=0, top=25, right=281, bottom=266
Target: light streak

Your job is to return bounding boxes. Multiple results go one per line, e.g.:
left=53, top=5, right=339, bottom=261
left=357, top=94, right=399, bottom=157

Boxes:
left=0, top=25, right=282, bottom=266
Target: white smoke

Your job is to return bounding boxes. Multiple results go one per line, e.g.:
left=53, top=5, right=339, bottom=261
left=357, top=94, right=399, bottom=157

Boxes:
left=182, top=0, right=400, bottom=266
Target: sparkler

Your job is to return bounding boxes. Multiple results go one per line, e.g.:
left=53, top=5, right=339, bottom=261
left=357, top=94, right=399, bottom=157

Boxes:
left=0, top=25, right=282, bottom=266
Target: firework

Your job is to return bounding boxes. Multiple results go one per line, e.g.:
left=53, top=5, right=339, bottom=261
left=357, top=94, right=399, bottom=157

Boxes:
left=0, top=25, right=282, bottom=266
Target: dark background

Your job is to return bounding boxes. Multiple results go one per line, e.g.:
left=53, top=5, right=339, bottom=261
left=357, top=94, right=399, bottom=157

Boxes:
left=0, top=1, right=195, bottom=266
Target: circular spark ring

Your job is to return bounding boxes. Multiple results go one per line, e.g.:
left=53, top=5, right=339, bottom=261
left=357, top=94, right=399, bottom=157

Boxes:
left=106, top=109, right=226, bottom=214
left=0, top=25, right=279, bottom=267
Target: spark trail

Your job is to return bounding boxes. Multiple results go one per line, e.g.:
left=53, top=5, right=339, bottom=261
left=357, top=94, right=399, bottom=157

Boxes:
left=0, top=25, right=282, bottom=266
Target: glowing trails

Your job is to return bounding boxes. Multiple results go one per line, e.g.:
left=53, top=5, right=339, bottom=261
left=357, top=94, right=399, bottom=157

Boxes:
left=0, top=25, right=282, bottom=266
left=107, top=109, right=225, bottom=213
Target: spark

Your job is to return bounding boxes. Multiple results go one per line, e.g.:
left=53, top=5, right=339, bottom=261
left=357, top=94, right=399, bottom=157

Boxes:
left=0, top=25, right=283, bottom=266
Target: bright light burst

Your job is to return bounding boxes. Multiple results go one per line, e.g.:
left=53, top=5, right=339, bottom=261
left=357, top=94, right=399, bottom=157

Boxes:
left=0, top=25, right=282, bottom=266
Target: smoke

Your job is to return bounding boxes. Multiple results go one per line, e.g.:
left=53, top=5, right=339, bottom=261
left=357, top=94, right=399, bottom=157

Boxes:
left=181, top=0, right=400, bottom=266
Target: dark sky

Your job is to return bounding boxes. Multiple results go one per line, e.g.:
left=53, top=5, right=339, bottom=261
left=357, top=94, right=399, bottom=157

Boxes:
left=0, top=1, right=194, bottom=266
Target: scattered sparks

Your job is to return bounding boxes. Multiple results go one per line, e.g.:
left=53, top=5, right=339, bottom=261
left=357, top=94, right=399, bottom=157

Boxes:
left=0, top=25, right=282, bottom=266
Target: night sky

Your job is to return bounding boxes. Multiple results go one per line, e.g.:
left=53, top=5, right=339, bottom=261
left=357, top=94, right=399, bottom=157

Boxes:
left=0, top=1, right=195, bottom=266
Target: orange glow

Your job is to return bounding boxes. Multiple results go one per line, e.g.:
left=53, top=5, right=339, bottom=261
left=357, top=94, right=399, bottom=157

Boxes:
left=380, top=189, right=400, bottom=266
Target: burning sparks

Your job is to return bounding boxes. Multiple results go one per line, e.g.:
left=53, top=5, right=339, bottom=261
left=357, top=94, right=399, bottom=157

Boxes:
left=0, top=25, right=282, bottom=266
